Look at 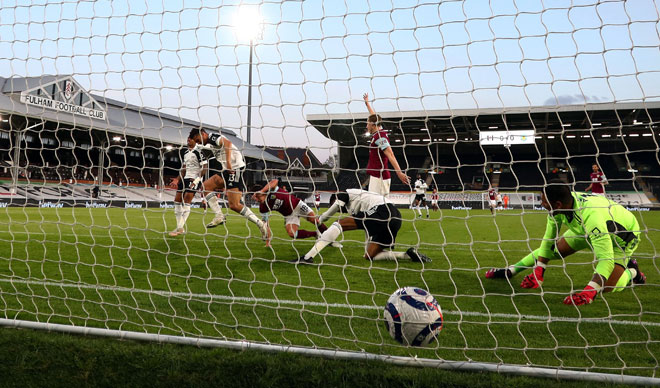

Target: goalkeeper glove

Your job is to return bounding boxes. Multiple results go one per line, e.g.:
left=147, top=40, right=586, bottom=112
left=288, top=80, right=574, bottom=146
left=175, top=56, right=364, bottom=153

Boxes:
left=520, top=265, right=545, bottom=289
left=563, top=285, right=598, bottom=306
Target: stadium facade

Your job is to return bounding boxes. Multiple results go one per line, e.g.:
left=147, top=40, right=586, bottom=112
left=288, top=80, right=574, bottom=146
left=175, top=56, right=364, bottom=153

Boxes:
left=308, top=102, right=660, bottom=209
left=0, top=75, right=285, bottom=208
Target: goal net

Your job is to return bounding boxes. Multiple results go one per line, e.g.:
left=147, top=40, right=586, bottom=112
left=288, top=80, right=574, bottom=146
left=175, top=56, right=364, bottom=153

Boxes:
left=1, top=0, right=659, bottom=384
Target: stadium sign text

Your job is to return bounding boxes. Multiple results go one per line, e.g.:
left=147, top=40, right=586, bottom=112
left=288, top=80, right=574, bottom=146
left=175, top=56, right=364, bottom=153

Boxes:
left=39, top=201, right=64, bottom=208
left=20, top=94, right=106, bottom=120
left=479, top=130, right=535, bottom=146
left=85, top=202, right=108, bottom=208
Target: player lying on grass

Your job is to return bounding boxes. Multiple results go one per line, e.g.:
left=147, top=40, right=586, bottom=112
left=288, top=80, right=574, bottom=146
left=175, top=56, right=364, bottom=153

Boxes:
left=251, top=179, right=330, bottom=247
left=290, top=189, right=431, bottom=265
left=168, top=137, right=207, bottom=236
left=188, top=128, right=268, bottom=239
left=485, top=179, right=646, bottom=306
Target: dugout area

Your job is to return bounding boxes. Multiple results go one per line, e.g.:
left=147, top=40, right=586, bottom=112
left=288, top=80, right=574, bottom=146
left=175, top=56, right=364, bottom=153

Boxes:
left=307, top=102, right=660, bottom=203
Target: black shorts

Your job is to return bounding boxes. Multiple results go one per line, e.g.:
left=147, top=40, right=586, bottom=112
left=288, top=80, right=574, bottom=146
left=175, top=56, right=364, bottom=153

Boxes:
left=178, top=178, right=202, bottom=193
left=414, top=194, right=426, bottom=203
left=353, top=203, right=401, bottom=248
left=213, top=168, right=244, bottom=191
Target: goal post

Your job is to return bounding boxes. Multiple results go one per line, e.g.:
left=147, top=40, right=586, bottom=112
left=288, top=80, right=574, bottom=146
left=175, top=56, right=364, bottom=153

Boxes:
left=1, top=1, right=660, bottom=385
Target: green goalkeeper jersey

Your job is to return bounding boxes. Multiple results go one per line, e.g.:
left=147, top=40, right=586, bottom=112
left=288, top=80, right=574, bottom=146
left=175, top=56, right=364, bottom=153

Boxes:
left=539, top=192, right=640, bottom=263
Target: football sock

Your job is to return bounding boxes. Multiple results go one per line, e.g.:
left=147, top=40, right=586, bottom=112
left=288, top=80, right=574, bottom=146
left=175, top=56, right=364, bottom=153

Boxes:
left=206, top=193, right=222, bottom=215
left=296, top=229, right=317, bottom=239
left=610, top=268, right=635, bottom=292
left=509, top=248, right=557, bottom=275
left=173, top=202, right=183, bottom=229
left=508, top=250, right=537, bottom=274
left=240, top=206, right=261, bottom=225
left=372, top=251, right=407, bottom=261
left=305, top=222, right=342, bottom=260
left=318, top=223, right=328, bottom=233
left=178, top=203, right=191, bottom=229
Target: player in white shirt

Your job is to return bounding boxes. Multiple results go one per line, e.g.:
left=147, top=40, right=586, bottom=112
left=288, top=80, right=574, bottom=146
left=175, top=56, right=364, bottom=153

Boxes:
left=412, top=174, right=429, bottom=218
left=168, top=137, right=207, bottom=236
left=290, top=189, right=431, bottom=264
left=188, top=128, right=268, bottom=239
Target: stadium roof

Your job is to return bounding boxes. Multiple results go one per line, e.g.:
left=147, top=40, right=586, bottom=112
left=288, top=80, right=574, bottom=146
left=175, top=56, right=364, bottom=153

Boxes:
left=307, top=101, right=660, bottom=145
left=261, top=146, right=324, bottom=169
left=0, top=75, right=284, bottom=165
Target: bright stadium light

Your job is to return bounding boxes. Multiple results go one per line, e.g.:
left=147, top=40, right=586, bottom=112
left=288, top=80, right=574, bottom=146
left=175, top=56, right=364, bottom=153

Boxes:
left=234, top=6, right=263, bottom=43
left=112, top=136, right=122, bottom=142
left=165, top=145, right=173, bottom=151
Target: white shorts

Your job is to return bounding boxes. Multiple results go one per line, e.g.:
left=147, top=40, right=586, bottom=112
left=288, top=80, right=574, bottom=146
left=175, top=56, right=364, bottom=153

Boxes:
left=315, top=202, right=320, bottom=208
left=368, top=176, right=391, bottom=196
left=489, top=199, right=497, bottom=208
left=283, top=201, right=312, bottom=226
left=431, top=201, right=438, bottom=207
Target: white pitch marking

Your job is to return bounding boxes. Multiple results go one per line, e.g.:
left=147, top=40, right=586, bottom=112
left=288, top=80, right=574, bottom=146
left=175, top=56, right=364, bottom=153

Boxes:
left=1, top=277, right=659, bottom=328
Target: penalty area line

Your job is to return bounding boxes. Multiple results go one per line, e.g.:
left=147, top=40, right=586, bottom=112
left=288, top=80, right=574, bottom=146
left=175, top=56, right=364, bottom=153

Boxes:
left=1, top=277, right=659, bottom=328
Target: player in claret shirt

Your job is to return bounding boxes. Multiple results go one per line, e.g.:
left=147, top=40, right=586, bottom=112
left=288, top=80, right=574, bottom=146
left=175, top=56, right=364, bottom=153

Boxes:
left=585, top=163, right=608, bottom=195
left=188, top=128, right=269, bottom=240
left=314, top=192, right=321, bottom=210
left=251, top=179, right=329, bottom=247
left=430, top=188, right=440, bottom=211
left=487, top=186, right=500, bottom=215
left=290, top=189, right=431, bottom=265
left=485, top=180, right=646, bottom=306
left=362, top=93, right=410, bottom=196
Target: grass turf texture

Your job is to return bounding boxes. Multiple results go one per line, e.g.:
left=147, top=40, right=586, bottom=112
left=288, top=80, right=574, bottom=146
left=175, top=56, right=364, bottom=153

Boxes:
left=0, top=206, right=658, bottom=379
left=0, top=327, right=641, bottom=388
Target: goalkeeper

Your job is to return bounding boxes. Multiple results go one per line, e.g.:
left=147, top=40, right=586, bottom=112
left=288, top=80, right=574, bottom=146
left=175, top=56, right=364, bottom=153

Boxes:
left=168, top=137, right=207, bottom=236
left=485, top=180, right=646, bottom=306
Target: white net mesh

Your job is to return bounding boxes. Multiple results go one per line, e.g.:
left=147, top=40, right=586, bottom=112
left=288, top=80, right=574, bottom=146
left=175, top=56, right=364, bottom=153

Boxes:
left=1, top=0, right=659, bottom=382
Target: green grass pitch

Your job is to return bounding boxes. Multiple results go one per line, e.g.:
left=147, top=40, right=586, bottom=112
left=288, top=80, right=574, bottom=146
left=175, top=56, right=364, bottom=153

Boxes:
left=0, top=206, right=658, bottom=377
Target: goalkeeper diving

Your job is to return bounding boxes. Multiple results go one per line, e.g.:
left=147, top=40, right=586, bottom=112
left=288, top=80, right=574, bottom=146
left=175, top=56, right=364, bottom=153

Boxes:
left=485, top=179, right=646, bottom=306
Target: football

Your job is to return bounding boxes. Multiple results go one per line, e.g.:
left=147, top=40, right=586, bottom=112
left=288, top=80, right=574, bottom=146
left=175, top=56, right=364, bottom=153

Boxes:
left=383, top=286, right=443, bottom=346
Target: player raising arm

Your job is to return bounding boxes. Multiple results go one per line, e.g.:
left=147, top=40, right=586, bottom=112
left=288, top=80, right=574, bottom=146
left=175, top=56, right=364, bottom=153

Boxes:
left=362, top=93, right=410, bottom=196
left=189, top=128, right=269, bottom=239
left=485, top=180, right=646, bottom=306
left=290, top=189, right=431, bottom=265
left=251, top=179, right=329, bottom=247
left=168, top=137, right=207, bottom=236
